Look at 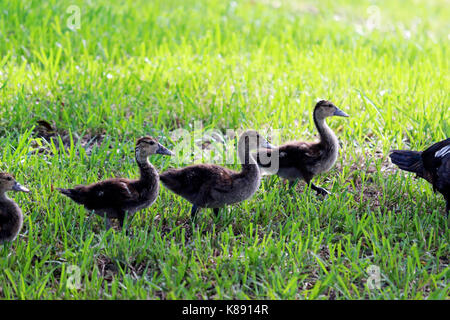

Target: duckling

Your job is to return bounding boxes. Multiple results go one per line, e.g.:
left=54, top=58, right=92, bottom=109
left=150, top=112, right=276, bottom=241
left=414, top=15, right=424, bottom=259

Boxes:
left=159, top=130, right=273, bottom=218
left=390, top=138, right=450, bottom=215
left=0, top=173, right=29, bottom=244
left=254, top=100, right=349, bottom=195
left=57, top=137, right=174, bottom=230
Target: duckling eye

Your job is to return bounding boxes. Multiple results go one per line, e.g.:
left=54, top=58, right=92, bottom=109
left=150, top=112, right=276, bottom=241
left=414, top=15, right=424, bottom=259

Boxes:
left=6, top=177, right=12, bottom=181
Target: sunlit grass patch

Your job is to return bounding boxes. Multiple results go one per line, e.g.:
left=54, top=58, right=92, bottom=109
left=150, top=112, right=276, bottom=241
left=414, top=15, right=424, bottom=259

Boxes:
left=0, top=0, right=448, bottom=299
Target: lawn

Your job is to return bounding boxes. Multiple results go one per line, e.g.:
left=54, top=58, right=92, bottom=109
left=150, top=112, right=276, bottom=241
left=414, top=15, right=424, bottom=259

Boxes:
left=0, top=0, right=448, bottom=299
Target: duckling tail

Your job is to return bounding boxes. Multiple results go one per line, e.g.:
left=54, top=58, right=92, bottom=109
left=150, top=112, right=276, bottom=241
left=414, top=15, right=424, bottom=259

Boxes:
left=389, top=150, right=424, bottom=175
left=57, top=188, right=82, bottom=202
left=57, top=187, right=71, bottom=195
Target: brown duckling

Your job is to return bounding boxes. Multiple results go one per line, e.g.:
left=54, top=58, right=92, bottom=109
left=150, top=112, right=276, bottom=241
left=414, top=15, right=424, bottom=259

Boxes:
left=254, top=100, right=349, bottom=195
left=57, top=137, right=174, bottom=230
left=159, top=130, right=273, bottom=218
left=390, top=138, right=450, bottom=215
left=0, top=173, right=29, bottom=244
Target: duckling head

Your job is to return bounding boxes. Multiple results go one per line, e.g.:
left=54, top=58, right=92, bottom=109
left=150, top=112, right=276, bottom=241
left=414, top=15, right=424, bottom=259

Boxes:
left=135, top=136, right=174, bottom=160
left=314, top=100, right=349, bottom=120
left=0, top=173, right=30, bottom=194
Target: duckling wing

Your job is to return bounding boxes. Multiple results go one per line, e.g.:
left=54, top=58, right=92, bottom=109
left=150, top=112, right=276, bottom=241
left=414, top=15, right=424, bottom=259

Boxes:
left=59, top=179, right=139, bottom=210
left=0, top=204, right=9, bottom=239
left=255, top=142, right=322, bottom=171
left=160, top=164, right=234, bottom=204
left=0, top=201, right=21, bottom=240
left=0, top=203, right=8, bottom=225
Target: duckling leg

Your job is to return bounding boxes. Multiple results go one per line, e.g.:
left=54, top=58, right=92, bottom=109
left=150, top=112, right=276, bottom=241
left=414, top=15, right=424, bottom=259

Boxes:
left=117, top=210, right=131, bottom=230
left=288, top=179, right=299, bottom=190
left=309, top=182, right=330, bottom=196
left=118, top=215, right=125, bottom=229
left=213, top=208, right=219, bottom=216
left=104, top=217, right=112, bottom=230
left=445, top=197, right=449, bottom=217
left=190, top=204, right=199, bottom=218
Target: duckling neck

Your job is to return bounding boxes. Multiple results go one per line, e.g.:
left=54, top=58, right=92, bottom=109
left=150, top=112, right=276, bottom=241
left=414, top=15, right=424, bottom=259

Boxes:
left=238, top=140, right=260, bottom=176
left=313, top=113, right=338, bottom=149
left=0, top=191, right=9, bottom=202
left=136, top=155, right=159, bottom=186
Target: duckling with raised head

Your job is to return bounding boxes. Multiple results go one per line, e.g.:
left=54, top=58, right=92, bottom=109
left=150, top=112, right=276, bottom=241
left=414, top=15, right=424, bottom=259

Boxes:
left=159, top=130, right=273, bottom=218
left=390, top=138, right=450, bottom=215
left=0, top=173, right=29, bottom=244
left=57, top=137, right=174, bottom=230
left=254, top=100, right=349, bottom=196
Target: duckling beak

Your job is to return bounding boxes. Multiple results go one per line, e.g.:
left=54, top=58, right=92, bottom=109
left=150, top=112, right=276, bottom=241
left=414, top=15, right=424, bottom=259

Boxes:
left=12, top=182, right=30, bottom=193
left=333, top=108, right=349, bottom=117
left=157, top=144, right=174, bottom=156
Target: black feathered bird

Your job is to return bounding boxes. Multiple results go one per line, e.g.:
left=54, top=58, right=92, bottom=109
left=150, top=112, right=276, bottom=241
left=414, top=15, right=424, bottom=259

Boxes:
left=390, top=138, right=450, bottom=214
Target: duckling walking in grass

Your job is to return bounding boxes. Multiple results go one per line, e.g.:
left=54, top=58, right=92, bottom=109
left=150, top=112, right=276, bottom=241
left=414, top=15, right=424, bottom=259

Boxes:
left=159, top=130, right=273, bottom=218
left=0, top=173, right=29, bottom=244
left=254, top=100, right=349, bottom=196
left=390, top=138, right=450, bottom=215
left=58, top=137, right=173, bottom=230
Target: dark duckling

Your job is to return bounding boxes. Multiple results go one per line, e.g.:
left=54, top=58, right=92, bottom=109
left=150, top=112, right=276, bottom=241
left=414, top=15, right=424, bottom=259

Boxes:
left=390, top=138, right=450, bottom=215
left=57, top=137, right=173, bottom=229
left=159, top=130, right=273, bottom=218
left=254, top=100, right=349, bottom=195
left=0, top=173, right=30, bottom=244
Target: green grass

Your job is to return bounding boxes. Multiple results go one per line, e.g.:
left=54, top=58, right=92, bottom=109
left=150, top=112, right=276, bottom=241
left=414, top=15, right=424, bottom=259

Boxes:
left=0, top=0, right=449, bottom=299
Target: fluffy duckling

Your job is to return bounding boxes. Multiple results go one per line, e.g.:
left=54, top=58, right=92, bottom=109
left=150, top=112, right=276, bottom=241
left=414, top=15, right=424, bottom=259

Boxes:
left=58, top=137, right=174, bottom=229
left=390, top=138, right=450, bottom=214
left=0, top=173, right=29, bottom=244
left=254, top=100, right=349, bottom=195
left=159, top=130, right=273, bottom=218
